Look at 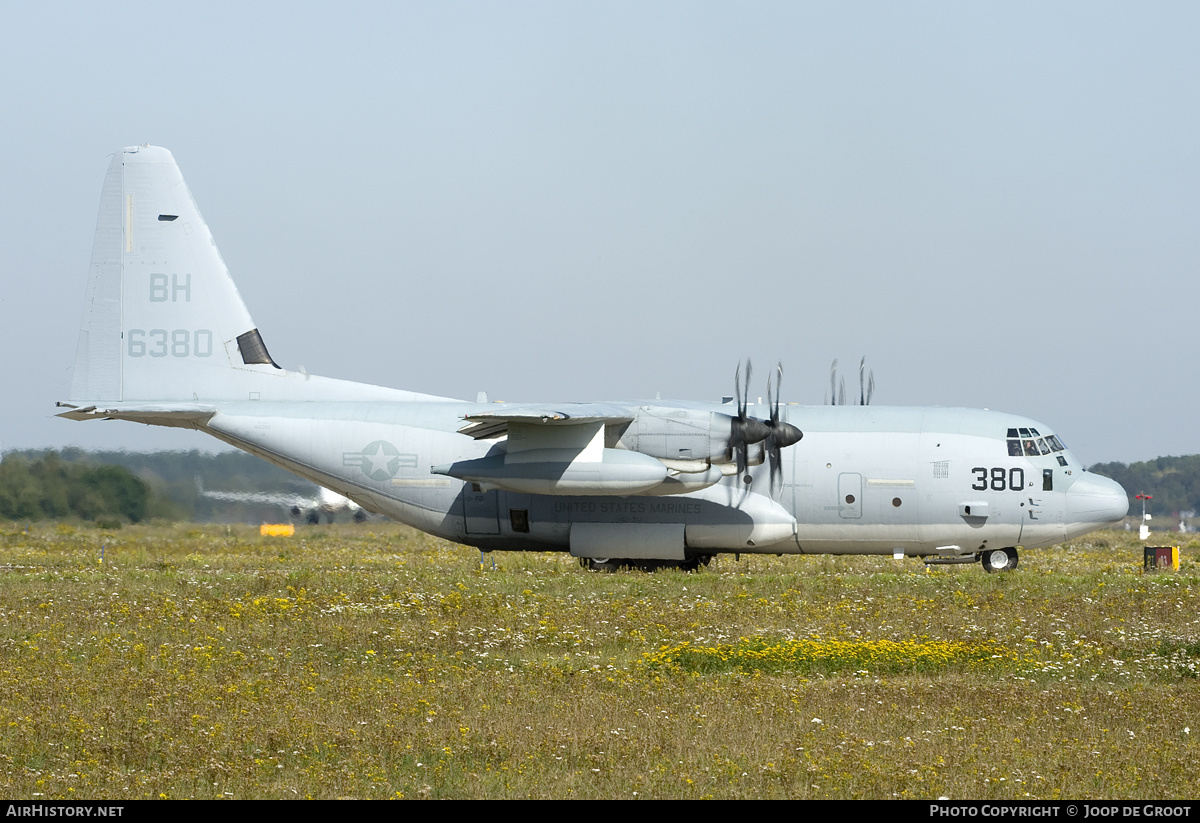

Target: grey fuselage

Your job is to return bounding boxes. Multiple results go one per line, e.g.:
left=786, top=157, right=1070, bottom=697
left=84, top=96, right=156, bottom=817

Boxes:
left=190, top=399, right=1127, bottom=559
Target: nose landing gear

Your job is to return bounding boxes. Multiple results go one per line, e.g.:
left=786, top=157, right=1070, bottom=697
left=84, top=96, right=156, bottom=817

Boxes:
left=980, top=547, right=1019, bottom=573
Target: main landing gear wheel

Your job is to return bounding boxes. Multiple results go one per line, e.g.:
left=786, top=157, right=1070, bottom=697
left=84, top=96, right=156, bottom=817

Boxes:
left=678, top=555, right=713, bottom=572
left=980, top=547, right=1019, bottom=573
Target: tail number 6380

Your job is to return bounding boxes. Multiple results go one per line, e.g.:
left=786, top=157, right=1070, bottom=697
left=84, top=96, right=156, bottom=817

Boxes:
left=127, top=329, right=213, bottom=358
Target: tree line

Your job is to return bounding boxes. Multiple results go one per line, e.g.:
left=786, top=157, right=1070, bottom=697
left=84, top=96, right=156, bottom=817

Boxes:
left=0, top=448, right=319, bottom=525
left=1087, top=455, right=1200, bottom=519
left=0, top=451, right=153, bottom=525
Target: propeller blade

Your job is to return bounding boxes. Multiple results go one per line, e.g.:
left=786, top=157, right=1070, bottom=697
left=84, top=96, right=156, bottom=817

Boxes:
left=859, top=356, right=867, bottom=406
left=734, top=361, right=744, bottom=417
left=742, top=360, right=752, bottom=418
left=768, top=441, right=787, bottom=494
left=770, top=362, right=783, bottom=423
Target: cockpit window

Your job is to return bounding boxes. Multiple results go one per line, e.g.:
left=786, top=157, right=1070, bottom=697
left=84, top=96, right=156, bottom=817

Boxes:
left=1007, top=428, right=1067, bottom=456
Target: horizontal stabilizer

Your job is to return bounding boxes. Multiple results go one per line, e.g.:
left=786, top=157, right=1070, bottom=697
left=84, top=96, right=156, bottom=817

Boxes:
left=55, top=402, right=216, bottom=429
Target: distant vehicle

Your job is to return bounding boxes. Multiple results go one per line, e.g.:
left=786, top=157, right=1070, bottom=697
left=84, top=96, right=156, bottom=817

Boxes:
left=196, top=477, right=364, bottom=524
left=59, top=146, right=1128, bottom=572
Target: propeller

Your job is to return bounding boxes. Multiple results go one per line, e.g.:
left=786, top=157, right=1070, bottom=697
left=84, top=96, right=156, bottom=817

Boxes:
left=827, top=357, right=874, bottom=405
left=728, top=360, right=803, bottom=489
left=730, top=361, right=770, bottom=482
left=765, top=362, right=803, bottom=492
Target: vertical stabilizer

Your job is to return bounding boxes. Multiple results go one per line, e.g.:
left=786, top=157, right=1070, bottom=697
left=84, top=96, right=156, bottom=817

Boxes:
left=69, top=146, right=276, bottom=403
left=65, top=146, right=457, bottom=411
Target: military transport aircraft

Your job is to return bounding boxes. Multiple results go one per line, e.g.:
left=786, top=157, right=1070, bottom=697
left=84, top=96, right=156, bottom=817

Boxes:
left=196, top=477, right=364, bottom=524
left=58, top=146, right=1129, bottom=572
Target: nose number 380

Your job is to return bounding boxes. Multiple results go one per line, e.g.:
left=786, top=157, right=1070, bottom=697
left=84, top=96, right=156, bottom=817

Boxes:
left=971, top=467, right=1025, bottom=492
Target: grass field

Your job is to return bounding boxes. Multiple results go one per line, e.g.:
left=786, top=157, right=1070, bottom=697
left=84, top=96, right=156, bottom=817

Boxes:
left=1, top=521, right=1198, bottom=799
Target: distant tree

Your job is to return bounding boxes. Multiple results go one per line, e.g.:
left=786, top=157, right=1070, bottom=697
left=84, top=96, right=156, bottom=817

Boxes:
left=0, top=452, right=151, bottom=523
left=1088, top=455, right=1200, bottom=517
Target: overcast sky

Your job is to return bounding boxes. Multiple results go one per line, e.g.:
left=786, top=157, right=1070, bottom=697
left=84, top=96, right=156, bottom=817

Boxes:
left=2, top=1, right=1197, bottom=465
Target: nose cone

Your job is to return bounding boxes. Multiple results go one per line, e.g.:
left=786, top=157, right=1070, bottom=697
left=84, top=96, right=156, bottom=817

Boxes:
left=1065, top=472, right=1129, bottom=537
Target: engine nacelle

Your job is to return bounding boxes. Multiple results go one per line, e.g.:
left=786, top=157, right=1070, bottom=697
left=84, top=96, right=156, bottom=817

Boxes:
left=614, top=406, right=736, bottom=464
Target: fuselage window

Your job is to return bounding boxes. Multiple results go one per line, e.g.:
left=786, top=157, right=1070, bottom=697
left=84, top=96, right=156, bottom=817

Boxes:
left=1008, top=439, right=1023, bottom=456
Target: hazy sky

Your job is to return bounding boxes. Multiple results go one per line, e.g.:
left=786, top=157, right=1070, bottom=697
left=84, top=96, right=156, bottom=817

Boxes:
left=3, top=1, right=1197, bottom=465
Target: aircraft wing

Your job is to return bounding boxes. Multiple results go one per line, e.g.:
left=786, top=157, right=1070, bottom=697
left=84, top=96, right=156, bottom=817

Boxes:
left=457, top=403, right=637, bottom=439
left=439, top=403, right=673, bottom=494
